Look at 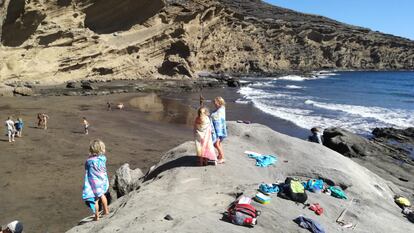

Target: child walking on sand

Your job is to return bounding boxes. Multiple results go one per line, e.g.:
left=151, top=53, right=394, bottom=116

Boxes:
left=5, top=117, right=15, bottom=143
left=15, top=118, right=24, bottom=137
left=83, top=117, right=89, bottom=135
left=194, top=107, right=217, bottom=166
left=82, top=139, right=110, bottom=221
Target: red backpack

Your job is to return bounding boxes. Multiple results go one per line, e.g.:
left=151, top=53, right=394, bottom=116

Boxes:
left=227, top=202, right=260, bottom=226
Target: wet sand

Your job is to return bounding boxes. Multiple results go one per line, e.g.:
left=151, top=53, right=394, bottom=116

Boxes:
left=0, top=93, right=195, bottom=232
left=0, top=89, right=308, bottom=232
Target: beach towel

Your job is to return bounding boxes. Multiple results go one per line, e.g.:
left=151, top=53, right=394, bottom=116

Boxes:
left=247, top=152, right=277, bottom=167
left=194, top=116, right=217, bottom=161
left=328, top=186, right=347, bottom=199
left=211, top=106, right=227, bottom=142
left=82, top=155, right=109, bottom=209
left=303, top=179, right=324, bottom=192
left=259, top=183, right=280, bottom=194
left=294, top=215, right=325, bottom=233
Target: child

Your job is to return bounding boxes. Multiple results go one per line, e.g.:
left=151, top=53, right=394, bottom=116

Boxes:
left=82, top=139, right=110, bottom=221
left=211, top=97, right=227, bottom=164
left=83, top=117, right=89, bottom=135
left=5, top=117, right=15, bottom=143
left=308, top=127, right=323, bottom=144
left=14, top=118, right=24, bottom=137
left=42, top=113, right=49, bottom=130
left=194, top=107, right=217, bottom=166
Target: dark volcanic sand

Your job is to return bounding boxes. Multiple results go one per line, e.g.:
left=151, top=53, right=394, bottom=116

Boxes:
left=0, top=89, right=308, bottom=232
left=0, top=93, right=194, bottom=233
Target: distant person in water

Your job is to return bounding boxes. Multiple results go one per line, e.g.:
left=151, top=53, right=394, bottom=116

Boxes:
left=194, top=107, right=217, bottom=166
left=5, top=116, right=15, bottom=143
left=107, top=102, right=111, bottom=111
left=41, top=113, right=50, bottom=130
left=1, top=220, right=23, bottom=233
left=308, top=127, right=323, bottom=144
left=83, top=117, right=89, bottom=135
left=14, top=118, right=24, bottom=137
left=82, top=139, right=110, bottom=221
left=211, top=96, right=227, bottom=164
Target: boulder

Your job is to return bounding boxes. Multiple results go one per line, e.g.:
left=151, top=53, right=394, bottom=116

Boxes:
left=66, top=81, right=77, bottom=88
left=322, top=127, right=382, bottom=158
left=13, top=86, right=33, bottom=96
left=0, top=85, right=14, bottom=96
left=112, top=163, right=144, bottom=198
left=80, top=81, right=96, bottom=90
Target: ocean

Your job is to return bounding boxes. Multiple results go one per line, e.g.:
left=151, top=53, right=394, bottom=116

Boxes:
left=237, top=72, right=414, bottom=135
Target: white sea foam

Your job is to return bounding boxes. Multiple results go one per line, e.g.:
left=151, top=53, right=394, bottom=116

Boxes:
left=304, top=100, right=414, bottom=129
left=235, top=99, right=250, bottom=104
left=276, top=74, right=331, bottom=81
left=285, top=85, right=304, bottom=89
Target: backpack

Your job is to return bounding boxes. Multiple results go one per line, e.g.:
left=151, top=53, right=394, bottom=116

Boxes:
left=227, top=201, right=260, bottom=227
left=408, top=212, right=414, bottom=223
left=278, top=177, right=308, bottom=203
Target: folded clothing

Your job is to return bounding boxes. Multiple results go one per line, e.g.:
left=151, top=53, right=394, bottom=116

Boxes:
left=259, top=183, right=280, bottom=194
left=254, top=192, right=271, bottom=204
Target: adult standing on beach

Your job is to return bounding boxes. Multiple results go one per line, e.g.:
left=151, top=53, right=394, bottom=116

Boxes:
left=1, top=220, right=23, bottom=233
left=194, top=107, right=217, bottom=166
left=5, top=117, right=16, bottom=143
left=82, top=139, right=110, bottom=221
left=211, top=96, right=227, bottom=164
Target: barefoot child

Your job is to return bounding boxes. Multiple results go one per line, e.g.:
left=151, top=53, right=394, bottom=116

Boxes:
left=82, top=139, right=110, bottom=221
left=5, top=117, right=15, bottom=143
left=83, top=117, right=89, bottom=135
left=194, top=107, right=217, bottom=166
left=211, top=97, right=227, bottom=164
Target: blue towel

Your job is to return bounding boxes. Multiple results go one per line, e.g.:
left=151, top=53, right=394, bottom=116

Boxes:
left=248, top=154, right=277, bottom=167
left=259, top=183, right=280, bottom=194
left=294, top=215, right=325, bottom=233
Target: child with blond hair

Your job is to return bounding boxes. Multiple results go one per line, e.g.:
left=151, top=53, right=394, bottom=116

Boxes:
left=82, top=139, right=110, bottom=221
left=194, top=107, right=217, bottom=166
left=211, top=96, right=227, bottom=164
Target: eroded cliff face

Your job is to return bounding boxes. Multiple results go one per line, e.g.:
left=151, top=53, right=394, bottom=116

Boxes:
left=0, top=0, right=413, bottom=85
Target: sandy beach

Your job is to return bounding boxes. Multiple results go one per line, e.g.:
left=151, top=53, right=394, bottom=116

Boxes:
left=0, top=93, right=194, bottom=232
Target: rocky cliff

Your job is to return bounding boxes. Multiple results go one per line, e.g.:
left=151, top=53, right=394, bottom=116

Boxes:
left=1, top=0, right=414, bottom=86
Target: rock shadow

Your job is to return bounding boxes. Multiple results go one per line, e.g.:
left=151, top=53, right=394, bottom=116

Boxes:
left=144, top=155, right=201, bottom=181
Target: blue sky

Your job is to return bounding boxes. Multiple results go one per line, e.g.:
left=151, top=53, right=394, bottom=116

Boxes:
left=264, top=0, right=414, bottom=40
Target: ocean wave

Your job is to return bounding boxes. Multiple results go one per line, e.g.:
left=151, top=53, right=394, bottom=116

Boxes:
left=285, top=85, right=304, bottom=89
left=276, top=74, right=331, bottom=81
left=235, top=99, right=250, bottom=104
left=304, top=100, right=414, bottom=128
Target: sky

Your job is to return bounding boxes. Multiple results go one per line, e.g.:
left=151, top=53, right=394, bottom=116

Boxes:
left=264, top=0, right=414, bottom=40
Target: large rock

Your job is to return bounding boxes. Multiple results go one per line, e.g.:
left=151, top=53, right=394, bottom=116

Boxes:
left=112, top=163, right=144, bottom=198
left=13, top=86, right=33, bottom=96
left=67, top=122, right=413, bottom=233
left=323, top=127, right=382, bottom=158
left=2, top=0, right=414, bottom=85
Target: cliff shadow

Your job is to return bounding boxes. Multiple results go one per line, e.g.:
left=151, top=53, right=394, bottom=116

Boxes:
left=144, top=155, right=203, bottom=181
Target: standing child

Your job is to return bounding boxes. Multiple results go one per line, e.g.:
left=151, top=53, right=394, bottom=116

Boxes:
left=14, top=118, right=24, bottom=137
left=194, top=107, right=217, bottom=166
left=42, top=113, right=49, bottom=130
left=37, top=113, right=43, bottom=128
left=211, top=97, right=227, bottom=164
left=83, top=117, right=89, bottom=135
left=82, top=139, right=110, bottom=221
left=5, top=117, right=15, bottom=143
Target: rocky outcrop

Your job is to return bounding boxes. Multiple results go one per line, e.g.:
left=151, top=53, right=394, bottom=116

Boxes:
left=323, top=127, right=414, bottom=195
left=1, top=0, right=414, bottom=85
left=67, top=122, right=413, bottom=233
left=111, top=163, right=144, bottom=199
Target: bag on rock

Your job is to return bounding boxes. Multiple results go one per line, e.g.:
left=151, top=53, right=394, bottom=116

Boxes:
left=408, top=212, right=414, bottom=223
left=227, top=197, right=260, bottom=227
left=328, top=186, right=347, bottom=199
left=278, top=177, right=308, bottom=203
left=395, top=197, right=411, bottom=208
